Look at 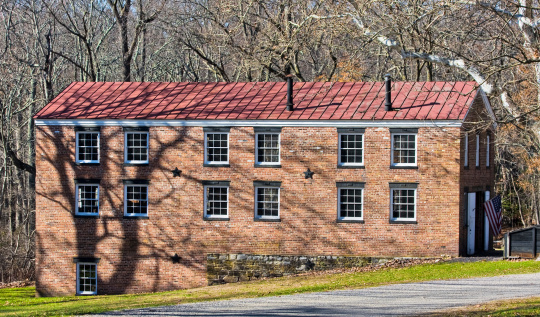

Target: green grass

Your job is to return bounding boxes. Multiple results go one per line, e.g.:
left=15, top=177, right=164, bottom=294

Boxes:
left=2, top=260, right=540, bottom=317
left=430, top=296, right=540, bottom=316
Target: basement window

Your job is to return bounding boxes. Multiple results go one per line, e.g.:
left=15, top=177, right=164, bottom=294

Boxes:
left=76, top=262, right=97, bottom=295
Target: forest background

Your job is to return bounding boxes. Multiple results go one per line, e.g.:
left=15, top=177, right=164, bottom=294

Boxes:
left=0, top=0, right=538, bottom=283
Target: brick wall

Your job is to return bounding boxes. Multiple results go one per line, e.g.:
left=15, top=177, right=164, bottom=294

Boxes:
left=36, top=124, right=468, bottom=296
left=459, top=97, right=496, bottom=254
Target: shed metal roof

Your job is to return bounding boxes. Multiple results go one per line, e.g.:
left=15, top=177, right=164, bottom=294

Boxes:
left=34, top=81, right=479, bottom=121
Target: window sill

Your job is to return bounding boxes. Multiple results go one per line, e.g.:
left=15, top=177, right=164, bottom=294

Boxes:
left=74, top=215, right=99, bottom=219
left=389, top=220, right=417, bottom=224
left=123, top=215, right=149, bottom=219
left=254, top=164, right=281, bottom=168
left=203, top=217, right=230, bottom=221
left=75, top=162, right=100, bottom=166
left=464, top=166, right=469, bottom=170
left=203, top=163, right=230, bottom=167
left=336, top=219, right=364, bottom=223
left=124, top=163, right=149, bottom=166
left=390, top=165, right=418, bottom=169
left=254, top=218, right=281, bottom=222
left=476, top=166, right=480, bottom=169
left=337, top=165, right=365, bottom=169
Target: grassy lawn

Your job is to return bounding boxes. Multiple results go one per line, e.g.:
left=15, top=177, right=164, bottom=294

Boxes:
left=430, top=296, right=540, bottom=316
left=2, top=260, right=540, bottom=317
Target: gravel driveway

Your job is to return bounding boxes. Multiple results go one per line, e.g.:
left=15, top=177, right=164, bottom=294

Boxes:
left=89, top=272, right=540, bottom=316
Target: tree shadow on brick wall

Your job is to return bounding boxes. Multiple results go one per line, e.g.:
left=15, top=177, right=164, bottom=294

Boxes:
left=35, top=125, right=196, bottom=295
left=35, top=125, right=465, bottom=296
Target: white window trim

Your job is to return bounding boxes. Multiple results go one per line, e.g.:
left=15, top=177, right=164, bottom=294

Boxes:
left=124, top=131, right=149, bottom=164
left=204, top=132, right=229, bottom=165
left=390, top=133, right=417, bottom=167
left=255, top=132, right=281, bottom=165
left=76, top=131, right=100, bottom=164
left=76, top=262, right=97, bottom=295
left=464, top=132, right=469, bottom=167
left=337, top=187, right=364, bottom=221
left=254, top=186, right=280, bottom=220
left=486, top=134, right=490, bottom=167
left=475, top=134, right=480, bottom=167
left=204, top=185, right=229, bottom=219
left=75, top=184, right=99, bottom=216
left=124, top=184, right=149, bottom=217
left=338, top=133, right=364, bottom=167
left=390, top=187, right=417, bottom=222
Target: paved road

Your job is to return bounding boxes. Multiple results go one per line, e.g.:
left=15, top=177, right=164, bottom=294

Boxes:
left=92, top=272, right=540, bottom=316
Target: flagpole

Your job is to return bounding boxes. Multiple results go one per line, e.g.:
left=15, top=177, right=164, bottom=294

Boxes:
left=484, top=191, right=490, bottom=251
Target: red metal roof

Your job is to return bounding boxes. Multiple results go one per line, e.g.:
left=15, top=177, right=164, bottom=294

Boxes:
left=34, top=81, right=479, bottom=121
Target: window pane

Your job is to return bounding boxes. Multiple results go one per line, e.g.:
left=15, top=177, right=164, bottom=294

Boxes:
left=78, top=263, right=97, bottom=295
left=205, top=186, right=228, bottom=217
left=391, top=189, right=416, bottom=220
left=126, top=133, right=148, bottom=163
left=393, top=134, right=416, bottom=165
left=340, top=134, right=363, bottom=165
left=77, top=132, right=99, bottom=162
left=77, top=185, right=99, bottom=214
left=125, top=185, right=148, bottom=215
left=206, top=133, right=228, bottom=163
left=256, top=134, right=280, bottom=164
left=255, top=187, right=279, bottom=217
left=338, top=188, right=363, bottom=219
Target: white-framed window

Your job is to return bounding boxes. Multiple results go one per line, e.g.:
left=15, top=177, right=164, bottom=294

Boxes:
left=125, top=131, right=149, bottom=164
left=254, top=181, right=281, bottom=220
left=124, top=182, right=148, bottom=217
left=390, top=129, right=417, bottom=167
left=337, top=182, right=364, bottom=221
left=76, top=262, right=97, bottom=295
left=204, top=130, right=229, bottom=165
left=390, top=183, right=417, bottom=222
left=76, top=130, right=100, bottom=163
left=464, top=132, right=469, bottom=167
left=476, top=134, right=480, bottom=167
left=203, top=181, right=230, bottom=219
left=486, top=133, right=490, bottom=167
left=338, top=129, right=365, bottom=167
left=75, top=181, right=99, bottom=216
left=255, top=133, right=280, bottom=165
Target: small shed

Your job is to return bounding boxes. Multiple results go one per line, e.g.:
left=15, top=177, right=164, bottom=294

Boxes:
left=504, top=226, right=540, bottom=258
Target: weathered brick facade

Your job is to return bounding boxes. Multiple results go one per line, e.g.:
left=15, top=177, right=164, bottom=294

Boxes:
left=34, top=82, right=495, bottom=296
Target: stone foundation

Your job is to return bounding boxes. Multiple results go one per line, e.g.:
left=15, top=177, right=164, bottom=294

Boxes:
left=207, top=253, right=400, bottom=285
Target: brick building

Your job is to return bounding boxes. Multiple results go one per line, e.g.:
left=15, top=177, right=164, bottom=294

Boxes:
left=34, top=79, right=495, bottom=296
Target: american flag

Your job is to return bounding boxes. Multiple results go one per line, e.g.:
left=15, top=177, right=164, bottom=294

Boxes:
left=484, top=195, right=502, bottom=236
